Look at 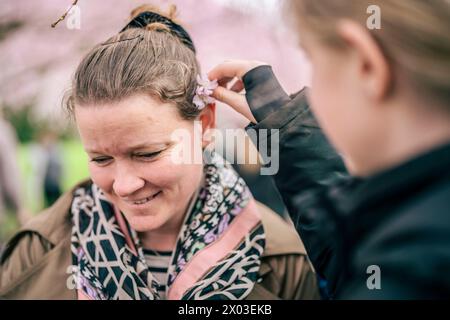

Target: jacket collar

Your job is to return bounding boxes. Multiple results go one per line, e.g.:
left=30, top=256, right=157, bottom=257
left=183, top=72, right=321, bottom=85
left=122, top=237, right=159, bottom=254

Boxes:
left=341, top=142, right=450, bottom=245
left=349, top=142, right=450, bottom=215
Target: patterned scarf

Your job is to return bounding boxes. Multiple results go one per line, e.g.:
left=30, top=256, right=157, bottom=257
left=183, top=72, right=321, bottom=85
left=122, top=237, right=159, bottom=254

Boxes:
left=70, top=152, right=265, bottom=300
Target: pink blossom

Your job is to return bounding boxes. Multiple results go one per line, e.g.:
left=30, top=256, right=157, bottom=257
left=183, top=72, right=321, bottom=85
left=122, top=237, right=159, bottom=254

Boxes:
left=193, top=74, right=218, bottom=110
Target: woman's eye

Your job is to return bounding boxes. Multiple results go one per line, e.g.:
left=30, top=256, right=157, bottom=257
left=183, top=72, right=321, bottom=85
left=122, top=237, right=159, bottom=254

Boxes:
left=135, top=151, right=162, bottom=160
left=90, top=157, right=113, bottom=166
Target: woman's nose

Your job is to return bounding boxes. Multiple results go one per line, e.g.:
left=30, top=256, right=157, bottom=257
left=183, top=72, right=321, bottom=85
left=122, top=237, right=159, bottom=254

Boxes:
left=112, top=166, right=145, bottom=198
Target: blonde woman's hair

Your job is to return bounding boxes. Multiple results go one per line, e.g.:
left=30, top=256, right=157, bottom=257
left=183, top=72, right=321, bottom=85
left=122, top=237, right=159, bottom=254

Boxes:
left=287, top=0, right=450, bottom=105
left=65, top=4, right=201, bottom=120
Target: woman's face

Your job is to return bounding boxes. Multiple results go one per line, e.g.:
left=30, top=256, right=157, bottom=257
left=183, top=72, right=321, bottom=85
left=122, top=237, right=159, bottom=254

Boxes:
left=75, top=94, right=207, bottom=233
left=299, top=26, right=389, bottom=176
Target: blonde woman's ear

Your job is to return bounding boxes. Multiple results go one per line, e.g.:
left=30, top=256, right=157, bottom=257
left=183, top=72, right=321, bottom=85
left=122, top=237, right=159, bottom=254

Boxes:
left=337, top=19, right=391, bottom=103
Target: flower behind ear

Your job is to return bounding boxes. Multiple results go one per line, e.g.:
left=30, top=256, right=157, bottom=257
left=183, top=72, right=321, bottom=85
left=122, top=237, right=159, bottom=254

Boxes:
left=193, top=74, right=218, bottom=110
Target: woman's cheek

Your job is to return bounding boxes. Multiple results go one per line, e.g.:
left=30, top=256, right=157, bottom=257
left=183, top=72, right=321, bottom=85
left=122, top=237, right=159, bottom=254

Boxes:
left=152, top=158, right=202, bottom=195
left=141, top=156, right=187, bottom=187
left=309, top=72, right=325, bottom=118
left=88, top=163, right=113, bottom=192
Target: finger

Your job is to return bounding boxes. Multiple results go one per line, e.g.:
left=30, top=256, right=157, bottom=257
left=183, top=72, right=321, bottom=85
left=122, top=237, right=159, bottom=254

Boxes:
left=208, top=60, right=269, bottom=82
left=229, top=79, right=245, bottom=93
left=208, top=61, right=245, bottom=82
left=218, top=76, right=234, bottom=88
left=212, top=86, right=256, bottom=123
left=212, top=86, right=245, bottom=107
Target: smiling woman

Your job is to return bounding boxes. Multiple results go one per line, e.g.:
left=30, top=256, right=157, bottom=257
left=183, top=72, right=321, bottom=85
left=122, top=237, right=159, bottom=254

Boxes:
left=75, top=94, right=201, bottom=242
left=0, top=4, right=319, bottom=300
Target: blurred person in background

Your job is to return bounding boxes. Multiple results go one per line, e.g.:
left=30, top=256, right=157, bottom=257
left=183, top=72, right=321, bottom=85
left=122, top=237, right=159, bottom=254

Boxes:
left=0, top=5, right=319, bottom=300
left=0, top=106, right=29, bottom=249
left=40, top=131, right=63, bottom=208
left=209, top=0, right=450, bottom=299
left=28, top=130, right=64, bottom=210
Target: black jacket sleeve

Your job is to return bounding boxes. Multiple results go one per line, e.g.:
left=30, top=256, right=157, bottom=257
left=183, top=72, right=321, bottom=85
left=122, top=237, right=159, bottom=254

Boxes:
left=243, top=65, right=351, bottom=297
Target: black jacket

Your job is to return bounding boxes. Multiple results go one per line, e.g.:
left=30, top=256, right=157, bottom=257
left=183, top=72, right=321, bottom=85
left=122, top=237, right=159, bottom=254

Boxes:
left=243, top=65, right=450, bottom=299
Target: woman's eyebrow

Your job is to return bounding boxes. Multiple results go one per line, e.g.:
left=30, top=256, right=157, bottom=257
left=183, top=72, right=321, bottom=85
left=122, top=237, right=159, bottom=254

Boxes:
left=126, top=142, right=170, bottom=151
left=85, top=140, right=173, bottom=154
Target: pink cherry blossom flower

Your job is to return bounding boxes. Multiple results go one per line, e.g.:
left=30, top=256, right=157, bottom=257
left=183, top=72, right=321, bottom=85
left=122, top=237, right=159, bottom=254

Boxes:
left=193, top=74, right=218, bottom=110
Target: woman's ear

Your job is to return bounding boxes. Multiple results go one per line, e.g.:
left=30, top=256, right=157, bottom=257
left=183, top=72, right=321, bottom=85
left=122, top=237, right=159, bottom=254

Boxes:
left=337, top=19, right=392, bottom=103
left=199, top=103, right=216, bottom=148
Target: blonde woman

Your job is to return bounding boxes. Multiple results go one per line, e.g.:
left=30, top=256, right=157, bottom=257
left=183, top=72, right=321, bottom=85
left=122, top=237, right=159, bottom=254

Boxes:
left=209, top=1, right=450, bottom=299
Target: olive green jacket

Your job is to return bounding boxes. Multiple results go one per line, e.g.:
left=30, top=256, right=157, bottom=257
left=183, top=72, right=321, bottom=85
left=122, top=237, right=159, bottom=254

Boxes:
left=0, top=183, right=319, bottom=300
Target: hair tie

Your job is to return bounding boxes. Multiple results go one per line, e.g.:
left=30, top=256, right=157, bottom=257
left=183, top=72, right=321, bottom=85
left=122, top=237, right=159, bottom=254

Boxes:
left=120, top=11, right=196, bottom=53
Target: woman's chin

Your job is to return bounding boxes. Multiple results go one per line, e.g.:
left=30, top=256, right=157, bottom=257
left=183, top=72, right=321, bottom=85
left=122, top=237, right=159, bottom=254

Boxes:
left=126, top=214, right=164, bottom=232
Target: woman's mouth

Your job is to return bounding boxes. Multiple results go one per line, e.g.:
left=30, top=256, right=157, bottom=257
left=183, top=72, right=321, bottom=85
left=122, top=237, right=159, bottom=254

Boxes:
left=128, top=191, right=162, bottom=206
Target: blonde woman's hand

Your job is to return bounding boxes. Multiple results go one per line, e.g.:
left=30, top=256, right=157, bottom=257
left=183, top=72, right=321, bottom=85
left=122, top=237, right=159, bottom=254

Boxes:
left=208, top=60, right=269, bottom=124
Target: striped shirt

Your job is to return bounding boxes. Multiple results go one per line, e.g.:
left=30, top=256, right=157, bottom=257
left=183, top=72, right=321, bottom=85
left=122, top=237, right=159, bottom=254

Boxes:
left=143, top=249, right=172, bottom=299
